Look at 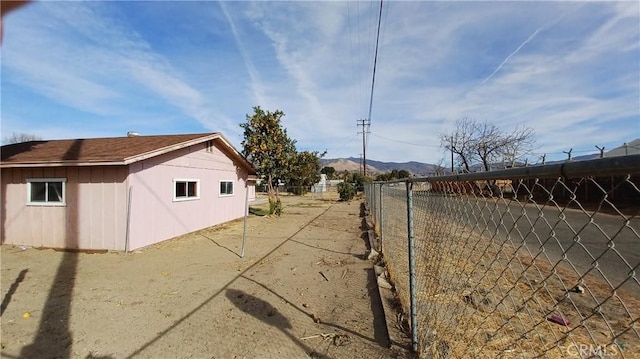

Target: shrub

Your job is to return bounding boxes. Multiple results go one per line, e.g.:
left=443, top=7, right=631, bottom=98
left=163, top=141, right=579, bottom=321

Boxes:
left=337, top=182, right=356, bottom=201
left=269, top=197, right=283, bottom=216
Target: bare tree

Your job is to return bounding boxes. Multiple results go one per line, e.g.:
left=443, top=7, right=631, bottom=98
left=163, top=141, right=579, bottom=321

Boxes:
left=474, top=121, right=504, bottom=172
left=3, top=132, right=42, bottom=144
left=432, top=157, right=448, bottom=176
left=502, top=125, right=535, bottom=168
left=440, top=119, right=535, bottom=172
left=440, top=118, right=476, bottom=172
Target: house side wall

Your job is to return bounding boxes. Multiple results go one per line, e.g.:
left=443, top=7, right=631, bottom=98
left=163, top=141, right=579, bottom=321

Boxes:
left=1, top=166, right=128, bottom=250
left=127, top=141, right=252, bottom=250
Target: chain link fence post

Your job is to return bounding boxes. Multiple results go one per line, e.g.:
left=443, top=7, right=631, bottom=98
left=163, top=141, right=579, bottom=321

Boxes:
left=379, top=183, right=384, bottom=254
left=373, top=183, right=378, bottom=224
left=406, top=180, right=418, bottom=352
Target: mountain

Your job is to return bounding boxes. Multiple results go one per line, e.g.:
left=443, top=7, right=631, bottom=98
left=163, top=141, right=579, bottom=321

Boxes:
left=320, top=139, right=640, bottom=177
left=545, top=139, right=639, bottom=164
left=321, top=157, right=437, bottom=176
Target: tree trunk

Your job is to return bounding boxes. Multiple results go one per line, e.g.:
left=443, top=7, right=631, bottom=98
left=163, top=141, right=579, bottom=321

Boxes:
left=266, top=174, right=282, bottom=216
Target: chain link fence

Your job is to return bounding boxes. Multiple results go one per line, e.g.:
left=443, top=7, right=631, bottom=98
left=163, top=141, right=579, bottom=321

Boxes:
left=365, top=155, right=640, bottom=358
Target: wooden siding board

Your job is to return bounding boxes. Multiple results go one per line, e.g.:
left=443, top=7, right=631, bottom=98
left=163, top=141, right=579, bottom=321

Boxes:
left=77, top=167, right=91, bottom=249
left=66, top=167, right=79, bottom=248
left=115, top=168, right=128, bottom=251
left=102, top=167, right=114, bottom=250
left=1, top=169, right=20, bottom=245
left=90, top=167, right=103, bottom=248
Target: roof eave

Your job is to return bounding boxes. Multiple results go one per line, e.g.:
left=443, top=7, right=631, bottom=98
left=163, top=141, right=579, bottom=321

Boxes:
left=0, top=161, right=126, bottom=168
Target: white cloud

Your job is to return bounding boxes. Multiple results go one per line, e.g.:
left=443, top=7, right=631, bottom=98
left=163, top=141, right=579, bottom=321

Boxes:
left=2, top=1, right=239, bottom=138
left=2, top=1, right=638, bottom=164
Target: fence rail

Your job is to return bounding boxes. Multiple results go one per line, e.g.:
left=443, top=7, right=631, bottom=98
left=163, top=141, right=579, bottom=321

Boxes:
left=365, top=154, right=640, bottom=358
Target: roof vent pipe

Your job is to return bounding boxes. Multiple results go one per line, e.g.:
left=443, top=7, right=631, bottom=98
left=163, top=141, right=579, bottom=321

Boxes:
left=127, top=131, right=140, bottom=137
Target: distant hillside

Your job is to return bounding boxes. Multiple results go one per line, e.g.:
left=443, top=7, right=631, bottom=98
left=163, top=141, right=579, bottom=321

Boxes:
left=542, top=139, right=639, bottom=164
left=320, top=139, right=639, bottom=177
left=321, top=157, right=437, bottom=176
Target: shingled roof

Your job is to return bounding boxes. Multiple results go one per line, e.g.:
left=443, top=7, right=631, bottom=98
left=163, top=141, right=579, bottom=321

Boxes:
left=1, top=133, right=256, bottom=174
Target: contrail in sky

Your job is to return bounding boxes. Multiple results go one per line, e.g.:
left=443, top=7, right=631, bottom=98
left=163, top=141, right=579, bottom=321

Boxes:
left=219, top=2, right=264, bottom=105
left=475, top=6, right=579, bottom=90
left=478, top=23, right=550, bottom=87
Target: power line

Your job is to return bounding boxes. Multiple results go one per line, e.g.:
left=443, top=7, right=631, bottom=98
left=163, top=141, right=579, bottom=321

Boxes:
left=367, top=0, right=383, bottom=123
left=355, top=0, right=383, bottom=178
left=347, top=1, right=364, bottom=118
left=326, top=133, right=359, bottom=156
left=370, top=133, right=441, bottom=147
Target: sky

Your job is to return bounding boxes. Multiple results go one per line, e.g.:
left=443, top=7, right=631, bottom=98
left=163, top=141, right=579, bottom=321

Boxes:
left=1, top=1, right=639, bottom=164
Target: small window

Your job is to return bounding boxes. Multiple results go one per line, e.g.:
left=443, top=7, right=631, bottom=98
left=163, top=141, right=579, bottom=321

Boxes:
left=220, top=180, right=234, bottom=196
left=174, top=179, right=199, bottom=201
left=206, top=140, right=214, bottom=153
left=27, top=178, right=66, bottom=205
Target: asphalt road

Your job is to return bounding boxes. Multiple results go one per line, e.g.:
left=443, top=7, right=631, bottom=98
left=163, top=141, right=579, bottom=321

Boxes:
left=383, top=187, right=640, bottom=296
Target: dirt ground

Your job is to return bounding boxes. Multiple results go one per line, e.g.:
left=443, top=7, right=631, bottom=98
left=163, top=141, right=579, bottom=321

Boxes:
left=1, top=194, right=410, bottom=359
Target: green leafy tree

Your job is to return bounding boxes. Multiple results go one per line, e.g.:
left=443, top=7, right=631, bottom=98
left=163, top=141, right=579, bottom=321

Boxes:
left=288, top=150, right=325, bottom=195
left=342, top=171, right=370, bottom=192
left=374, top=169, right=411, bottom=181
left=240, top=106, right=297, bottom=215
left=352, top=172, right=371, bottom=192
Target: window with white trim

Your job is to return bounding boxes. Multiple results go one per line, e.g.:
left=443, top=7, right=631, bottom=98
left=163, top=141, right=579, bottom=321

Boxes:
left=220, top=180, right=234, bottom=196
left=27, top=178, right=66, bottom=205
left=174, top=179, right=200, bottom=201
left=205, top=140, right=214, bottom=153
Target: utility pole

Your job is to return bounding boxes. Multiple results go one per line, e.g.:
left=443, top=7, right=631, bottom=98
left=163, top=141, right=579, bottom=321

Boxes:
left=450, top=136, right=454, bottom=173
left=357, top=119, right=371, bottom=176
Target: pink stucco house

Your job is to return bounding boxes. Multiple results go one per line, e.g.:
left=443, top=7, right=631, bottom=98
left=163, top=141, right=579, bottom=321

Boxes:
left=1, top=133, right=256, bottom=251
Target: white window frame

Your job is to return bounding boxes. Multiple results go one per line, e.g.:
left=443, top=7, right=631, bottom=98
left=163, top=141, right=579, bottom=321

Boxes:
left=27, top=178, right=67, bottom=206
left=219, top=180, right=234, bottom=197
left=173, top=179, right=200, bottom=202
left=205, top=140, right=214, bottom=153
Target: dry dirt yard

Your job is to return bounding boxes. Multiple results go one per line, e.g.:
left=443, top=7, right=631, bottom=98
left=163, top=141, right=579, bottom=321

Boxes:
left=1, top=194, right=410, bottom=359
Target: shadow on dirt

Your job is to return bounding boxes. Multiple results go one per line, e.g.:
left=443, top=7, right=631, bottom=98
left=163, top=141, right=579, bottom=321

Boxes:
left=18, top=140, right=90, bottom=359
left=226, top=288, right=329, bottom=358
left=240, top=274, right=385, bottom=349
left=200, top=233, right=242, bottom=258
left=19, top=253, right=79, bottom=359
left=226, top=288, right=292, bottom=329
left=1, top=269, right=28, bottom=317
